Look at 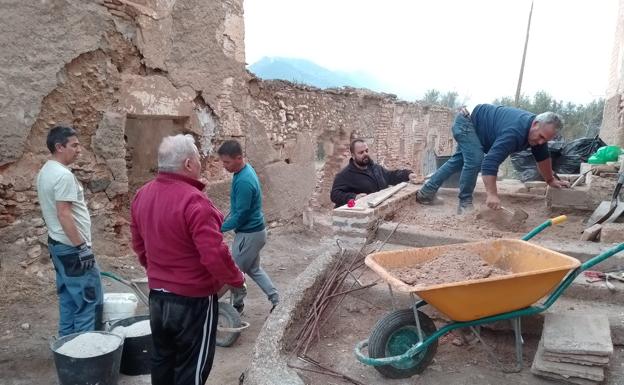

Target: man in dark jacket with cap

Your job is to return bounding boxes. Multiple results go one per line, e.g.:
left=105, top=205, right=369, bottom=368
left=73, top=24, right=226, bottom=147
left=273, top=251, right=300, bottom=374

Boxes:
left=330, top=139, right=414, bottom=207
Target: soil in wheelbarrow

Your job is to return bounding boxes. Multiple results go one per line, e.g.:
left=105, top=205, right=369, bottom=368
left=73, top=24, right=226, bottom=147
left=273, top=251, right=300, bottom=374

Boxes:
left=390, top=249, right=511, bottom=286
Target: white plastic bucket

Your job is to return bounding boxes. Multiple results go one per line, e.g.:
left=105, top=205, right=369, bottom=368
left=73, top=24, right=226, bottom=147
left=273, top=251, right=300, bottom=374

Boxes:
left=103, top=293, right=138, bottom=323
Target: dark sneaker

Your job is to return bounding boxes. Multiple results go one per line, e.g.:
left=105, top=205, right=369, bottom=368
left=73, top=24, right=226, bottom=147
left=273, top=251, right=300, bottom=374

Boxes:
left=415, top=190, right=443, bottom=205
left=269, top=293, right=279, bottom=314
left=457, top=203, right=475, bottom=215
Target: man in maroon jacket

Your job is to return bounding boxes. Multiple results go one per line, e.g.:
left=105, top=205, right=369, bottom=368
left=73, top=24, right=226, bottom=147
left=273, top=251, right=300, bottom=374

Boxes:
left=130, top=134, right=244, bottom=385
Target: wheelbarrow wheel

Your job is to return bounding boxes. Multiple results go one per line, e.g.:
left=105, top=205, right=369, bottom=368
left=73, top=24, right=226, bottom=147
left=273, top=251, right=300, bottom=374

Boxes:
left=216, top=302, right=241, bottom=347
left=368, top=308, right=438, bottom=379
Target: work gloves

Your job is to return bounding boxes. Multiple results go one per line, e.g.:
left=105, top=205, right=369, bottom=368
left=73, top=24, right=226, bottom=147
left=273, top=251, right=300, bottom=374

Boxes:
left=77, top=243, right=96, bottom=270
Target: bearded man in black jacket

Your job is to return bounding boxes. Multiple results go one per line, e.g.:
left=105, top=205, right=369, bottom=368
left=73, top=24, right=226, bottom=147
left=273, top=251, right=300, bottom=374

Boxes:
left=330, top=139, right=416, bottom=207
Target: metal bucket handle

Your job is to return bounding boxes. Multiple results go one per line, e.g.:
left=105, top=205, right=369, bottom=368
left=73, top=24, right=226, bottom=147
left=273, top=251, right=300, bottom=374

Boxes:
left=217, top=321, right=250, bottom=333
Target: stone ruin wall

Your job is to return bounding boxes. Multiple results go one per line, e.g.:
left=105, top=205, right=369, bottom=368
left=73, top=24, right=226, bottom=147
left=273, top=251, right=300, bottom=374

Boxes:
left=247, top=79, right=454, bottom=211
left=0, top=0, right=454, bottom=268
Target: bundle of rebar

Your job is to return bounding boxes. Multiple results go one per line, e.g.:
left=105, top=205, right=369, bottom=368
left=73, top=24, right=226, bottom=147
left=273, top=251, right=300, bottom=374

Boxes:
left=287, top=224, right=400, bottom=385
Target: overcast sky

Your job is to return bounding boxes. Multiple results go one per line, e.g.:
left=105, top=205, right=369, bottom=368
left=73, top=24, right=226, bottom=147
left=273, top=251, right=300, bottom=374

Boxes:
left=244, top=0, right=619, bottom=107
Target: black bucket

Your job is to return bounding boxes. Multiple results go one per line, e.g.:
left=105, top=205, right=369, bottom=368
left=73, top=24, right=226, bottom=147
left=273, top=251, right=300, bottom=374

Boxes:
left=109, top=315, right=152, bottom=375
left=51, top=331, right=123, bottom=385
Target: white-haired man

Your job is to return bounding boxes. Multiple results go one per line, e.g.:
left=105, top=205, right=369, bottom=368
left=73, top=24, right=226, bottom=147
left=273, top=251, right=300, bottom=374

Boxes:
left=130, top=134, right=244, bottom=385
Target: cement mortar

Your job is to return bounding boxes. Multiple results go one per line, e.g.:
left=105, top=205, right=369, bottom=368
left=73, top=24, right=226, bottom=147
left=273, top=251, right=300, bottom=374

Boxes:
left=112, top=320, right=151, bottom=338
left=56, top=333, right=121, bottom=358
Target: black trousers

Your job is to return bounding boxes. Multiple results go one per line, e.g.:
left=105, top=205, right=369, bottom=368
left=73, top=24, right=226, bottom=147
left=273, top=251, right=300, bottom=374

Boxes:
left=149, top=290, right=218, bottom=385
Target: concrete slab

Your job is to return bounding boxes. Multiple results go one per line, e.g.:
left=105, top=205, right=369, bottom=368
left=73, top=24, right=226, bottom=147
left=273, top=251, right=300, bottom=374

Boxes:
left=532, top=366, right=599, bottom=385
left=543, top=351, right=611, bottom=366
left=532, top=340, right=605, bottom=382
left=543, top=314, right=613, bottom=356
left=547, top=300, right=624, bottom=346
left=547, top=186, right=596, bottom=211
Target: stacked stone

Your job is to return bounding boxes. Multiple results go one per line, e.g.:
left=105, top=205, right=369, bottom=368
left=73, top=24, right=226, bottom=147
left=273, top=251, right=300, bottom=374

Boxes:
left=531, top=314, right=613, bottom=384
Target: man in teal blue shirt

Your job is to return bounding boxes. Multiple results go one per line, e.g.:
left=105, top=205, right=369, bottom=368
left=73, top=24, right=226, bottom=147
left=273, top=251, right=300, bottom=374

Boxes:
left=218, top=140, right=279, bottom=314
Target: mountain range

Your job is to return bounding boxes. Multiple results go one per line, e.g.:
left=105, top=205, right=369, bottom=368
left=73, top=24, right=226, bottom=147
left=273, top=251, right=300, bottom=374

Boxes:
left=248, top=57, right=383, bottom=92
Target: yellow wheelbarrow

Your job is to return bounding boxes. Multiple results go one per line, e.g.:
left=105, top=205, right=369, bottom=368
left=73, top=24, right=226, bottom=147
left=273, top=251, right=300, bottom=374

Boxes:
left=354, top=216, right=624, bottom=378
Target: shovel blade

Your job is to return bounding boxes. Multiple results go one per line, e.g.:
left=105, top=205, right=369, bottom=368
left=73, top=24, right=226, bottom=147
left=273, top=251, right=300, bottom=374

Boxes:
left=604, top=203, right=624, bottom=224
left=587, top=201, right=616, bottom=227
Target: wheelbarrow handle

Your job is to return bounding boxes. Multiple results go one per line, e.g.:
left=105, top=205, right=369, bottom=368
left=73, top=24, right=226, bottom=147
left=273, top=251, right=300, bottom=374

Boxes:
left=536, top=242, right=624, bottom=310
left=580, top=243, right=624, bottom=272
left=522, top=215, right=567, bottom=241
left=101, top=271, right=130, bottom=285
left=217, top=321, right=250, bottom=333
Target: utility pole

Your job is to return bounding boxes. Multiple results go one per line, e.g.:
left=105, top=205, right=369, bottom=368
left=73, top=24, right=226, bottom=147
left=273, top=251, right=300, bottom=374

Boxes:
left=515, top=1, right=534, bottom=106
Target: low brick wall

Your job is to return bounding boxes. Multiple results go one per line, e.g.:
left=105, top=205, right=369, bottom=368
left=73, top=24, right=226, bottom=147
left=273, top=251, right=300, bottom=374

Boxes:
left=331, top=184, right=418, bottom=245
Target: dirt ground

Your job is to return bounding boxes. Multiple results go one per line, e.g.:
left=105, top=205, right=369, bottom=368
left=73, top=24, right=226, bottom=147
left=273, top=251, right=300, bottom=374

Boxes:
left=0, top=195, right=620, bottom=385
left=392, top=190, right=591, bottom=242
left=298, top=267, right=624, bottom=385
left=0, top=225, right=335, bottom=385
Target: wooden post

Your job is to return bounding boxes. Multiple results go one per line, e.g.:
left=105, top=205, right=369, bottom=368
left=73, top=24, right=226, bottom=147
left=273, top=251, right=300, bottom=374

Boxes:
left=515, top=1, right=534, bottom=106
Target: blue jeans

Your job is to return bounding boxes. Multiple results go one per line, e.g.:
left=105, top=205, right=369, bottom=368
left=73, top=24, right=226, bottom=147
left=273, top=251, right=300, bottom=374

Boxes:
left=420, top=114, right=484, bottom=205
left=48, top=240, right=103, bottom=336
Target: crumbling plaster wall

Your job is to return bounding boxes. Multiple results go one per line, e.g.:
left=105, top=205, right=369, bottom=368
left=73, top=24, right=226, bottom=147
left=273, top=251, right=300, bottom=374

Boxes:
left=603, top=0, right=624, bottom=146
left=0, top=0, right=248, bottom=263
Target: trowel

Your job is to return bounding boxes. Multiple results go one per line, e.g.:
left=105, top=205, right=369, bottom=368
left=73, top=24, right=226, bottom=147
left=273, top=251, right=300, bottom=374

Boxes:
left=501, top=206, right=529, bottom=223
left=476, top=205, right=529, bottom=231
left=586, top=172, right=624, bottom=228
